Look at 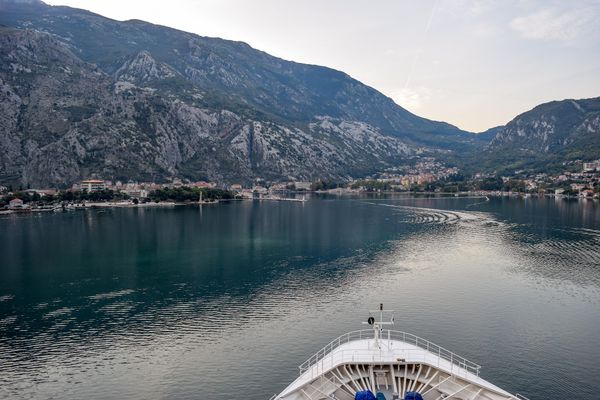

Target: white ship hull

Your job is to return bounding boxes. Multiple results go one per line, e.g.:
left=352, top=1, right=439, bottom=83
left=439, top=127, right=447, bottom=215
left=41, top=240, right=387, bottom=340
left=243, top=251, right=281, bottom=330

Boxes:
left=273, top=329, right=528, bottom=400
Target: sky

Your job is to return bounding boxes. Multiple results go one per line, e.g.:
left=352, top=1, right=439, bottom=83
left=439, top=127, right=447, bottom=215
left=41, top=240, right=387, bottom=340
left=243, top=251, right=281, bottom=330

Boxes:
left=44, top=0, right=600, bottom=132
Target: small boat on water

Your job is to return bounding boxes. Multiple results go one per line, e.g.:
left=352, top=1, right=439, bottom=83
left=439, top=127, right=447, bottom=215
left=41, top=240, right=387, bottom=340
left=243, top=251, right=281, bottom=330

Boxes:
left=272, top=305, right=529, bottom=400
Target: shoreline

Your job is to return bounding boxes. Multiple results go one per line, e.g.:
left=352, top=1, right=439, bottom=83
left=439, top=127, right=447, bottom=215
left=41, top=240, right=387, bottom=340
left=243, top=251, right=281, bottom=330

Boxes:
left=0, top=200, right=219, bottom=215
left=1, top=192, right=597, bottom=216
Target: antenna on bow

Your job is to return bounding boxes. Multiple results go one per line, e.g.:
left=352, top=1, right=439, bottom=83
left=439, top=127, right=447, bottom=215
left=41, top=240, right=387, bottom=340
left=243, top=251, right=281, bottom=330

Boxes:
left=362, top=303, right=394, bottom=348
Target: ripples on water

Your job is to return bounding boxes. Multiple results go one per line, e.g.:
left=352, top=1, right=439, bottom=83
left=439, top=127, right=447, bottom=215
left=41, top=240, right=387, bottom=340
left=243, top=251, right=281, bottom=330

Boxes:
left=0, top=196, right=599, bottom=399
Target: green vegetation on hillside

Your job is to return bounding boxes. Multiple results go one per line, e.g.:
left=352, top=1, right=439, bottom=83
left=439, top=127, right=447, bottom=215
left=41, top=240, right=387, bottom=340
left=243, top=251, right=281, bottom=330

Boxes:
left=147, top=187, right=235, bottom=202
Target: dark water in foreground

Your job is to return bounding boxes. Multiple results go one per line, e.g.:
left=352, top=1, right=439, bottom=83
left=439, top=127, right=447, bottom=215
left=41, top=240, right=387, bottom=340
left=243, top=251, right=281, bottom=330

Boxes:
left=1, top=195, right=599, bottom=400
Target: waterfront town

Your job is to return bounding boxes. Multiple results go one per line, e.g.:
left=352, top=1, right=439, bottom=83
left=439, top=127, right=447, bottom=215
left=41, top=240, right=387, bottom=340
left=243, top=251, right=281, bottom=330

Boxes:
left=1, top=158, right=600, bottom=212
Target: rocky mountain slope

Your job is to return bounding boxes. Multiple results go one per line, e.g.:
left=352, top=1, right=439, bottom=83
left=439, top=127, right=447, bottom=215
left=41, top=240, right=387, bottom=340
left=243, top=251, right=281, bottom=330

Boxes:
left=0, top=26, right=417, bottom=187
left=0, top=0, right=492, bottom=185
left=0, top=0, right=487, bottom=187
left=481, top=97, right=600, bottom=173
left=0, top=0, right=470, bottom=143
left=2, top=0, right=595, bottom=186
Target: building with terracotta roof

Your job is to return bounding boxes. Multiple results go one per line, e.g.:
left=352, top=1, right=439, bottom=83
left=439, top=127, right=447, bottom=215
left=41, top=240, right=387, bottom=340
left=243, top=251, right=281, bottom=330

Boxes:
left=8, top=198, right=24, bottom=209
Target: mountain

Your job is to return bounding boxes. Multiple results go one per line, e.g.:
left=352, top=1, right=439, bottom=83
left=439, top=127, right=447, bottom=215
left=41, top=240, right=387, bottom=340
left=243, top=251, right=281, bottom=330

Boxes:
left=475, top=126, right=502, bottom=142
left=480, top=97, right=600, bottom=173
left=0, top=0, right=467, bottom=143
left=0, top=27, right=419, bottom=187
left=5, top=1, right=594, bottom=186
left=0, top=0, right=482, bottom=187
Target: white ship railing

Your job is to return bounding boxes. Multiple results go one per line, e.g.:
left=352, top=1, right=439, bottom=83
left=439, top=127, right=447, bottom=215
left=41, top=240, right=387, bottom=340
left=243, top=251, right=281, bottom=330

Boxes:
left=299, top=329, right=481, bottom=377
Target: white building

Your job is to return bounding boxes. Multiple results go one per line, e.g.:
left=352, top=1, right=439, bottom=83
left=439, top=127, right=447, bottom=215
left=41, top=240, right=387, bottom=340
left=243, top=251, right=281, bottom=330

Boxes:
left=123, top=189, right=148, bottom=199
left=79, top=179, right=107, bottom=192
left=253, top=185, right=268, bottom=195
left=294, top=181, right=312, bottom=191
left=583, top=160, right=600, bottom=172
left=241, top=189, right=254, bottom=199
left=8, top=198, right=24, bottom=209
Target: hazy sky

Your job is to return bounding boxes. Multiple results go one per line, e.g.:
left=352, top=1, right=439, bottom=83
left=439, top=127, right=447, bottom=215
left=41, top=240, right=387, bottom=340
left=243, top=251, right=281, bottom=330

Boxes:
left=44, top=0, right=600, bottom=132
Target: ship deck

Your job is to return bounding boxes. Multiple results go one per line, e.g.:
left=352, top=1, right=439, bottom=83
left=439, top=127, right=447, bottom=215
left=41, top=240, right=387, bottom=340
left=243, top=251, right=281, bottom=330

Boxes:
left=275, top=330, right=528, bottom=400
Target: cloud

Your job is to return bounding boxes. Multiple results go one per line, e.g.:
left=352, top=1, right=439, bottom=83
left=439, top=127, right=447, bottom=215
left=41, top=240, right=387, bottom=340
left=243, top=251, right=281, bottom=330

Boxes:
left=392, top=87, right=432, bottom=110
left=510, top=4, right=600, bottom=42
left=437, top=0, right=499, bottom=18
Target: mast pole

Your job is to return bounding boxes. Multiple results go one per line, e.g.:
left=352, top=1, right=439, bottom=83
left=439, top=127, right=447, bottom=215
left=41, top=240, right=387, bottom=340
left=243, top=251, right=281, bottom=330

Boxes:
left=365, top=303, right=394, bottom=350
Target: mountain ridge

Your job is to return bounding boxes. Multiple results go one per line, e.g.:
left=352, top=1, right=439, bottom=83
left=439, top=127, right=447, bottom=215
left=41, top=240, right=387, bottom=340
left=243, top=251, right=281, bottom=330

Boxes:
left=0, top=0, right=484, bottom=187
left=0, top=0, right=471, bottom=141
left=0, top=26, right=417, bottom=187
left=0, top=0, right=598, bottom=187
left=472, top=96, right=600, bottom=174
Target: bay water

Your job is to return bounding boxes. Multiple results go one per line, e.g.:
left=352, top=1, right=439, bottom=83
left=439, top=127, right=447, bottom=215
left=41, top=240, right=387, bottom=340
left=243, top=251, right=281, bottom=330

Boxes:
left=1, top=195, right=599, bottom=399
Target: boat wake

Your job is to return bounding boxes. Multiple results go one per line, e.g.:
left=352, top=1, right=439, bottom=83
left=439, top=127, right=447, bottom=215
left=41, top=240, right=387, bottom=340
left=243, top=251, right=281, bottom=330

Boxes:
left=362, top=202, right=499, bottom=228
left=515, top=227, right=600, bottom=284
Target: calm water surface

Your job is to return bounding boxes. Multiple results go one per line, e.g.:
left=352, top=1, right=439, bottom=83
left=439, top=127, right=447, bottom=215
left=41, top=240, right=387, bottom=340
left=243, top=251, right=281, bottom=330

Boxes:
left=1, top=195, right=599, bottom=399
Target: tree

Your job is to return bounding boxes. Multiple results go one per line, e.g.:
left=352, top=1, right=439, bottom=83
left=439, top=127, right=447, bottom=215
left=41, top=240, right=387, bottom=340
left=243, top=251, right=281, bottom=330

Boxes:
left=147, top=187, right=234, bottom=202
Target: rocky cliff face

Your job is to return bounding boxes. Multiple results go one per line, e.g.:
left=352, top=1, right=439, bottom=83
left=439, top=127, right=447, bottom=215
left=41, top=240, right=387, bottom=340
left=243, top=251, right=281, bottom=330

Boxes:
left=0, top=27, right=415, bottom=187
left=0, top=0, right=473, bottom=139
left=0, top=0, right=484, bottom=187
left=489, top=98, right=600, bottom=153
left=474, top=97, right=600, bottom=173
left=115, top=51, right=179, bottom=84
left=1, top=0, right=597, bottom=185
